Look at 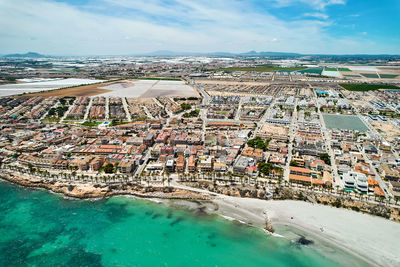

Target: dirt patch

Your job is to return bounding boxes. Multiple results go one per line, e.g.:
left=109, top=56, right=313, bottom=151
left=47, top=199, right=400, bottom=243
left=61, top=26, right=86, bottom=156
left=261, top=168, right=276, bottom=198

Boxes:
left=15, top=82, right=113, bottom=98
left=370, top=122, right=400, bottom=137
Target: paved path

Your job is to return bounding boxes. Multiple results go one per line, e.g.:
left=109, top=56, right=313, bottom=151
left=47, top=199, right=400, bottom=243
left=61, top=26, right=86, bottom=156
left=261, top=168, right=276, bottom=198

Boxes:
left=121, top=97, right=132, bottom=121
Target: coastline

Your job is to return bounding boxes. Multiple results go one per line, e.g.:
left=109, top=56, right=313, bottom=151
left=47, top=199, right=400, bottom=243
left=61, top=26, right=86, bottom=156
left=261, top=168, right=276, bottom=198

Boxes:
left=1, top=172, right=400, bottom=266
left=0, top=171, right=211, bottom=201
left=211, top=196, right=400, bottom=267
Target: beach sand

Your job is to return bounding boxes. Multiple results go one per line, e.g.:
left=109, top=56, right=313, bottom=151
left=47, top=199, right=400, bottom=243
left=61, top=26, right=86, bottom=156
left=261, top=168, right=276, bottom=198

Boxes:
left=212, top=196, right=400, bottom=267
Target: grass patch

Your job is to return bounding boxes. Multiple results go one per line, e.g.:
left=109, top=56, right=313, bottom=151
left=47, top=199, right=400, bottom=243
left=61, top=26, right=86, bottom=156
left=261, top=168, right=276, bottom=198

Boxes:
left=183, top=109, right=200, bottom=118
left=340, top=83, right=400, bottom=91
left=41, top=117, right=60, bottom=122
left=325, top=67, right=338, bottom=71
left=361, top=73, right=379, bottom=78
left=298, top=68, right=323, bottom=75
left=82, top=121, right=102, bottom=127
left=379, top=74, right=398, bottom=79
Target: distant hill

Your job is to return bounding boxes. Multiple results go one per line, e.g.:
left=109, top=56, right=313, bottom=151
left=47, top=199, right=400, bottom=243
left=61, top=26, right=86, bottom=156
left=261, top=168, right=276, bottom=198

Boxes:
left=2, top=52, right=48, bottom=58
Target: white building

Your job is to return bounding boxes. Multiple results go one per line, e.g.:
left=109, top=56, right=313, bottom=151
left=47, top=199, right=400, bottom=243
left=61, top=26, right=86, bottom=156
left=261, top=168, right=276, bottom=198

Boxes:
left=342, top=171, right=368, bottom=194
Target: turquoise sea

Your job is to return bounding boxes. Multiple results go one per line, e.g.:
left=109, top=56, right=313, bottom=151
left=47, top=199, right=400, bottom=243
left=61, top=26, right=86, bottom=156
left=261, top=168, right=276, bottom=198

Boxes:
left=0, top=180, right=368, bottom=267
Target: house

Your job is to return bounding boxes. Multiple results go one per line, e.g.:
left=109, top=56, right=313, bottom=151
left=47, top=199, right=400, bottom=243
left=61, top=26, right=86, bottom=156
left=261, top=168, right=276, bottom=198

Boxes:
left=188, top=155, right=196, bottom=173
left=290, top=166, right=311, bottom=177
left=89, top=156, right=105, bottom=171
left=144, top=133, right=155, bottom=147
left=214, top=162, right=228, bottom=172
left=118, top=160, right=136, bottom=173
left=176, top=155, right=185, bottom=172
left=342, top=171, right=368, bottom=194
left=233, top=156, right=249, bottom=174
left=199, top=156, right=213, bottom=172
left=389, top=180, right=400, bottom=198
left=166, top=159, right=175, bottom=172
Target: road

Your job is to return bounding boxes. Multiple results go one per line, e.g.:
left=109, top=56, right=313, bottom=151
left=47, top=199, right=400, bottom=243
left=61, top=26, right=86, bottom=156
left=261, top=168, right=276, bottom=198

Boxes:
left=82, top=97, right=93, bottom=122
left=121, top=97, right=132, bottom=121
left=134, top=149, right=151, bottom=176
left=60, top=98, right=77, bottom=122
left=283, top=97, right=298, bottom=182
left=315, top=91, right=341, bottom=189
left=105, top=96, right=110, bottom=121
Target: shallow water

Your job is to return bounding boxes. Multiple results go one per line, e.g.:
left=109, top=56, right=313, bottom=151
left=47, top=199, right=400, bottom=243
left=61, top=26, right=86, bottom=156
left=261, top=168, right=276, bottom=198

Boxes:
left=0, top=180, right=368, bottom=266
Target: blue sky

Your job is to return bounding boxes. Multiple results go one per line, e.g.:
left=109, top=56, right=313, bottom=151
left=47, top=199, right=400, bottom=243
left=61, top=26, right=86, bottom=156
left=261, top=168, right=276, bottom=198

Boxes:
left=0, top=0, right=399, bottom=55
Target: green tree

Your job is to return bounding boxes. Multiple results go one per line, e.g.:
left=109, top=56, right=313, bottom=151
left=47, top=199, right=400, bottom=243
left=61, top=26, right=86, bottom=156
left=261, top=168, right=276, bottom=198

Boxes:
left=319, top=153, right=331, bottom=165
left=289, top=160, right=299, bottom=167
left=104, top=163, right=114, bottom=174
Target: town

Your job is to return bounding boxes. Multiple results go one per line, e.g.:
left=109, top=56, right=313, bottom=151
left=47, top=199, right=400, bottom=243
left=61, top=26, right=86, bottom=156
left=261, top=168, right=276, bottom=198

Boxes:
left=0, top=56, right=400, bottom=218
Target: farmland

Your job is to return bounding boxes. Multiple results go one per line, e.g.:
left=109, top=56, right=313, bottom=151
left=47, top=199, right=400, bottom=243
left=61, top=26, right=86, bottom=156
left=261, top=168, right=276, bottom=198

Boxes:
left=325, top=67, right=338, bottom=71
left=361, top=73, right=380, bottom=79
left=217, top=66, right=307, bottom=72
left=298, top=68, right=323, bottom=75
left=340, top=83, right=400, bottom=91
left=380, top=74, right=398, bottom=79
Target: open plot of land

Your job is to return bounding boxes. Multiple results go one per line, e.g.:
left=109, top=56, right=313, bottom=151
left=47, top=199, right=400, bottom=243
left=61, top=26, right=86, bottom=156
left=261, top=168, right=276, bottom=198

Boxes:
left=370, top=122, right=400, bottom=138
left=141, top=80, right=199, bottom=98
left=323, top=114, right=368, bottom=132
left=99, top=80, right=155, bottom=97
left=340, top=83, right=400, bottom=91
left=343, top=75, right=361, bottom=78
left=14, top=81, right=112, bottom=97
left=194, top=80, right=269, bottom=86
left=0, top=78, right=105, bottom=97
left=349, top=66, right=379, bottom=72
left=99, top=80, right=199, bottom=98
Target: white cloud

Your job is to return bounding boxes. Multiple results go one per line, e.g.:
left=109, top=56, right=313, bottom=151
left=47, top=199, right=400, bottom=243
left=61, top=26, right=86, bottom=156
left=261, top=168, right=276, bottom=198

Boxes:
left=0, top=0, right=396, bottom=55
left=303, top=12, right=329, bottom=19
left=271, top=0, right=345, bottom=10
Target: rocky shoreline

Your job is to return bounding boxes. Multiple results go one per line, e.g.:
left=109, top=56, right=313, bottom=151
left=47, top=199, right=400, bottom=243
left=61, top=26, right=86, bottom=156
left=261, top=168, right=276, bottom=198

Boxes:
left=0, top=171, right=212, bottom=201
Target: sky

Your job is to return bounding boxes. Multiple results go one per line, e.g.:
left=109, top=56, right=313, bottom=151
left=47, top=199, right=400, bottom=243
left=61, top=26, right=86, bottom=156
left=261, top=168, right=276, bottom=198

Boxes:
left=0, top=0, right=399, bottom=55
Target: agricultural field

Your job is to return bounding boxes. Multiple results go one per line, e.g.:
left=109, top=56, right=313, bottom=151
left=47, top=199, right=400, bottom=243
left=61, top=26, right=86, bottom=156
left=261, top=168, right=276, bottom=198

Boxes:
left=361, top=73, right=380, bottom=79
left=380, top=74, right=398, bottom=79
left=298, top=68, right=323, bottom=75
left=340, top=83, right=400, bottom=91
left=325, top=67, right=338, bottom=71
left=217, top=66, right=307, bottom=72
left=338, top=68, right=352, bottom=72
left=99, top=79, right=199, bottom=98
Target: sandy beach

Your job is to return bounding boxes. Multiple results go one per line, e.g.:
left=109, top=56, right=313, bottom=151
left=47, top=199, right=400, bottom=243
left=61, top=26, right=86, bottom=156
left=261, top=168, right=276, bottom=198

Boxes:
left=212, top=196, right=400, bottom=267
left=2, top=169, right=399, bottom=266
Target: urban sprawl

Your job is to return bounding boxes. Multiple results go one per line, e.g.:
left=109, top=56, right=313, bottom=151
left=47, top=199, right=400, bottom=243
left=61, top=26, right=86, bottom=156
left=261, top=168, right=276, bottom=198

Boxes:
left=0, top=55, right=400, bottom=219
